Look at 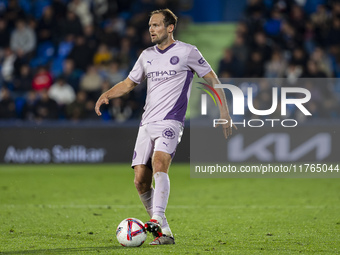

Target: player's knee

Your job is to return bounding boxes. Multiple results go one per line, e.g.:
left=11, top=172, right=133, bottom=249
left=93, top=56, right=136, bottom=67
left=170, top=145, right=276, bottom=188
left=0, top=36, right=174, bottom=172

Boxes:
left=152, top=158, right=168, bottom=174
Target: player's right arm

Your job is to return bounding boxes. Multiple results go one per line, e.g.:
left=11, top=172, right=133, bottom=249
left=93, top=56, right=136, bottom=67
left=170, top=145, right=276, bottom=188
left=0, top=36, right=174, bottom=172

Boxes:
left=95, top=77, right=137, bottom=116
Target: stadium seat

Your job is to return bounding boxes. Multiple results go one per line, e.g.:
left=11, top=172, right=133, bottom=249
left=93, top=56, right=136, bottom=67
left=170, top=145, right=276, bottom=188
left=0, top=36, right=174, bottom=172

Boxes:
left=30, top=41, right=55, bottom=68
left=57, top=40, right=74, bottom=59
left=50, top=57, right=64, bottom=78
left=15, top=96, right=26, bottom=118
left=19, top=0, right=32, bottom=15
left=32, top=0, right=51, bottom=19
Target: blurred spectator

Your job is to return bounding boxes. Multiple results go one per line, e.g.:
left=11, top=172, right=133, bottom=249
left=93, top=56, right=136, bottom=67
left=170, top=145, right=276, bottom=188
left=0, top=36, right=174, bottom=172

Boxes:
left=288, top=5, right=306, bottom=39
left=51, top=0, right=67, bottom=21
left=290, top=47, right=307, bottom=70
left=4, top=0, right=26, bottom=29
left=36, top=6, right=56, bottom=43
left=265, top=50, right=287, bottom=78
left=100, top=79, right=111, bottom=93
left=140, top=30, right=153, bottom=50
left=310, top=47, right=333, bottom=77
left=110, top=97, right=132, bottom=123
left=218, top=48, right=241, bottom=77
left=48, top=76, right=76, bottom=106
left=311, top=4, right=330, bottom=31
left=34, top=89, right=59, bottom=120
left=304, top=20, right=316, bottom=54
left=279, top=21, right=301, bottom=52
left=244, top=0, right=265, bottom=34
left=98, top=19, right=121, bottom=51
left=84, top=99, right=98, bottom=119
left=235, top=22, right=250, bottom=42
left=13, top=64, right=33, bottom=95
left=285, top=62, right=303, bottom=85
left=66, top=90, right=87, bottom=121
left=245, top=51, right=265, bottom=77
left=0, top=18, right=10, bottom=57
left=1, top=47, right=16, bottom=86
left=61, top=58, right=82, bottom=91
left=302, top=60, right=327, bottom=78
left=104, top=60, right=125, bottom=85
left=56, top=34, right=74, bottom=60
left=245, top=0, right=265, bottom=17
left=154, top=0, right=180, bottom=11
left=252, top=31, right=272, bottom=62
left=57, top=10, right=83, bottom=38
left=68, top=35, right=93, bottom=71
left=83, top=24, right=98, bottom=54
left=264, top=8, right=283, bottom=39
left=22, top=90, right=37, bottom=121
left=325, top=17, right=340, bottom=47
left=0, top=87, right=16, bottom=118
left=13, top=49, right=30, bottom=77
left=68, top=0, right=93, bottom=27
left=230, top=34, right=248, bottom=66
left=80, top=65, right=103, bottom=100
left=93, top=43, right=113, bottom=66
left=117, top=37, right=133, bottom=71
left=32, top=66, right=53, bottom=91
left=92, top=0, right=109, bottom=23
left=331, top=2, right=340, bottom=18
left=10, top=19, right=36, bottom=57
left=125, top=26, right=139, bottom=49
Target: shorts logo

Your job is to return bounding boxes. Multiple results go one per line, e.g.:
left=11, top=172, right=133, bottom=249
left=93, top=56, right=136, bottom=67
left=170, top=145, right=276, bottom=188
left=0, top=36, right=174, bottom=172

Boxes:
left=198, top=57, right=206, bottom=65
left=170, top=56, right=179, bottom=65
left=162, top=128, right=175, bottom=139
left=133, top=150, right=137, bottom=160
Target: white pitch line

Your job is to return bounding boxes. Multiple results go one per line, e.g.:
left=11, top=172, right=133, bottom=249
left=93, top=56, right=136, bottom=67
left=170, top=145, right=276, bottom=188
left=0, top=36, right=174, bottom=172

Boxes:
left=0, top=204, right=337, bottom=209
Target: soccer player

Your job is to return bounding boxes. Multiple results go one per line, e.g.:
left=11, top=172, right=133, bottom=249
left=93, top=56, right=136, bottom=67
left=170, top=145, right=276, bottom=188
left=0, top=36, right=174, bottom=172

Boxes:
left=95, top=9, right=234, bottom=245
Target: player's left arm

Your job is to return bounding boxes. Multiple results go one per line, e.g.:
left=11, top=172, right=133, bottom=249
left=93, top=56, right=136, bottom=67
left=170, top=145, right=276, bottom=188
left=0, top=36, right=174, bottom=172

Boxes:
left=203, top=70, right=237, bottom=139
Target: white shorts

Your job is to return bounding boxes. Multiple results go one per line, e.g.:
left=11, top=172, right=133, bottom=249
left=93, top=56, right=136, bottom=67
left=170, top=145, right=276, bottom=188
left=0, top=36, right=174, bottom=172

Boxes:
left=131, top=120, right=183, bottom=169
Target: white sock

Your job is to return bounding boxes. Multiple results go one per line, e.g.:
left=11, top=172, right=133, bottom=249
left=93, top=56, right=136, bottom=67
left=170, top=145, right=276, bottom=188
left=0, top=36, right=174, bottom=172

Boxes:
left=139, top=188, right=154, bottom=217
left=162, top=215, right=173, bottom=237
left=139, top=187, right=172, bottom=236
left=152, top=172, right=170, bottom=227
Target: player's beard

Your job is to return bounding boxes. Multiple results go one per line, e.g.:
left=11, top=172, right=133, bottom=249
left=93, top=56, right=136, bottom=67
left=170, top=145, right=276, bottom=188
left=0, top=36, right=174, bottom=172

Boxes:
left=152, top=33, right=169, bottom=45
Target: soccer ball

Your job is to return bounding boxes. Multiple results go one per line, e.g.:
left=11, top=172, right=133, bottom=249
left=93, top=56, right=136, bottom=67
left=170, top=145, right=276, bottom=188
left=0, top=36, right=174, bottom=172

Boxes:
left=116, top=218, right=147, bottom=247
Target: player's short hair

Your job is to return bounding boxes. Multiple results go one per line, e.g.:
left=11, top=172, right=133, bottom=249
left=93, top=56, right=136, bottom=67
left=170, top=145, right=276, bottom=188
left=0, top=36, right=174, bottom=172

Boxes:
left=151, top=8, right=178, bottom=29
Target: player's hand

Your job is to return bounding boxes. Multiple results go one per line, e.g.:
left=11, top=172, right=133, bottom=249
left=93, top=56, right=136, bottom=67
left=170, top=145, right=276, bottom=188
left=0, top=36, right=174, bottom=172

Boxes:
left=95, top=94, right=109, bottom=116
left=215, top=113, right=237, bottom=139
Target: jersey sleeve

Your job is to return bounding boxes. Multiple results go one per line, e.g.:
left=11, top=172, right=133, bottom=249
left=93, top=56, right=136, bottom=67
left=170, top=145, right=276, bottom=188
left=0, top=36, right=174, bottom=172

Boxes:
left=187, top=47, right=212, bottom=78
left=128, top=52, right=145, bottom=84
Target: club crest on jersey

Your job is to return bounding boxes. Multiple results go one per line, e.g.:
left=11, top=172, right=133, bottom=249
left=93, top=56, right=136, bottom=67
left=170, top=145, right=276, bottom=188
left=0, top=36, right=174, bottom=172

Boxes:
left=162, top=128, right=175, bottom=139
left=170, top=56, right=179, bottom=65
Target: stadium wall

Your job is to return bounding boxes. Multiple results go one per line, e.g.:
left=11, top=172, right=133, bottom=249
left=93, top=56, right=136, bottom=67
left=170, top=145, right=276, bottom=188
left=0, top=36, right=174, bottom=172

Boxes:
left=0, top=124, right=338, bottom=164
left=191, top=124, right=339, bottom=163
left=0, top=124, right=189, bottom=164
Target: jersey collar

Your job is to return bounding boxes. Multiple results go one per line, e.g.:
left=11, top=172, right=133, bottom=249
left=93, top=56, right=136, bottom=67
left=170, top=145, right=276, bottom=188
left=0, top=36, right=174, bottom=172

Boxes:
left=155, top=41, right=177, bottom=54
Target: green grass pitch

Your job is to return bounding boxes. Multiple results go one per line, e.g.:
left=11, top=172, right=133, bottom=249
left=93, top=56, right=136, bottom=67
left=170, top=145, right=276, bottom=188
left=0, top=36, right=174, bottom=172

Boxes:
left=0, top=164, right=339, bottom=254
